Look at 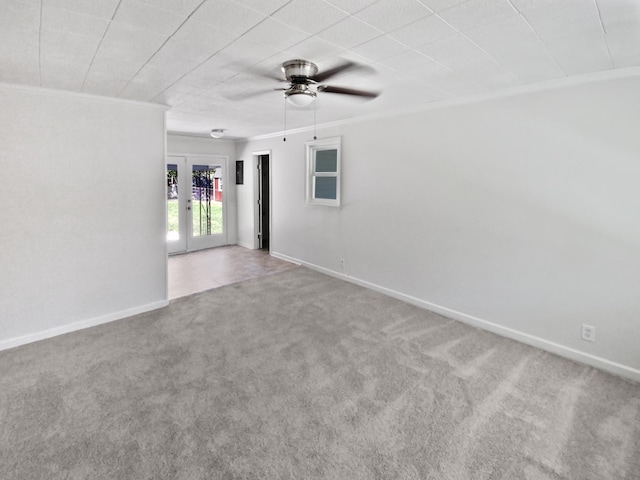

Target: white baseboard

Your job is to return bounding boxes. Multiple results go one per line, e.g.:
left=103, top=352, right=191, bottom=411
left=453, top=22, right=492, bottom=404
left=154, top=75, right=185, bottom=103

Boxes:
left=272, top=252, right=640, bottom=384
left=236, top=241, right=255, bottom=250
left=0, top=300, right=169, bottom=352
left=271, top=251, right=301, bottom=265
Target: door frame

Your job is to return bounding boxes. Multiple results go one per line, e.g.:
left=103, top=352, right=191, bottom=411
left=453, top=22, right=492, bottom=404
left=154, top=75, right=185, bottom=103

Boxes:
left=253, top=150, right=272, bottom=251
left=167, top=153, right=229, bottom=254
left=167, top=156, right=187, bottom=254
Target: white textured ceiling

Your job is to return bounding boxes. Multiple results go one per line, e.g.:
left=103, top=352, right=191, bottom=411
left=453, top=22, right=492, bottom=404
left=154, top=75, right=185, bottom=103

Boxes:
left=1, top=0, right=639, bottom=139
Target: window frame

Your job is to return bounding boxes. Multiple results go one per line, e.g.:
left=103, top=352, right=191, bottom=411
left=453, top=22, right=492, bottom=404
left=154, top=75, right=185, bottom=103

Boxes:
left=305, top=136, right=341, bottom=207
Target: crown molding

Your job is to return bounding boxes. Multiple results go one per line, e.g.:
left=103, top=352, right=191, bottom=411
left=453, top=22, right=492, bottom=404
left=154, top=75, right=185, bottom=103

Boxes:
left=243, top=66, right=640, bottom=142
left=0, top=82, right=170, bottom=111
left=166, top=131, right=238, bottom=141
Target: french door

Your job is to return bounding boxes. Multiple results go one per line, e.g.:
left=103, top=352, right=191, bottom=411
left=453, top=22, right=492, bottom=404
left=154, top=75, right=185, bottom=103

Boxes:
left=167, top=155, right=227, bottom=254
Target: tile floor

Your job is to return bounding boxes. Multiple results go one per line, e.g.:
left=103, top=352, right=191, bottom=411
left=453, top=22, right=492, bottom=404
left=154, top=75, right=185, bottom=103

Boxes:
left=168, top=245, right=299, bottom=299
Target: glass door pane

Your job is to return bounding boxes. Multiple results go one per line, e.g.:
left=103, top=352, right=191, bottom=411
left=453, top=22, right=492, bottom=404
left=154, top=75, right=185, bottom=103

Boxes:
left=167, top=163, right=179, bottom=241
left=187, top=161, right=226, bottom=251
left=191, top=165, right=223, bottom=236
left=167, top=157, right=187, bottom=254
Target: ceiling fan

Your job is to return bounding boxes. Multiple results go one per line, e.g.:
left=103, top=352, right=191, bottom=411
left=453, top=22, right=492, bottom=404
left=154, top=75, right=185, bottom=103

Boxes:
left=273, top=59, right=380, bottom=107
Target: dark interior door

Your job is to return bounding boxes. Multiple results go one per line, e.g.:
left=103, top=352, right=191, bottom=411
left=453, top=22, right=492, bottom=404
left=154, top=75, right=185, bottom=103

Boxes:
left=259, top=154, right=270, bottom=250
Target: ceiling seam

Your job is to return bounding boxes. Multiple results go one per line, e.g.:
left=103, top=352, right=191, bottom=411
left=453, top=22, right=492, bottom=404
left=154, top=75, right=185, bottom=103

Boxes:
left=324, top=0, right=382, bottom=16
left=506, top=1, right=568, bottom=78
left=379, top=12, right=487, bottom=94
left=277, top=7, right=378, bottom=68
left=428, top=13, right=520, bottom=89
left=38, top=0, right=43, bottom=86
left=145, top=1, right=302, bottom=107
left=80, top=0, right=124, bottom=92
left=114, top=0, right=210, bottom=98
left=277, top=1, right=486, bottom=111
left=593, top=0, right=607, bottom=35
left=257, top=3, right=484, bottom=107
left=329, top=4, right=484, bottom=94
left=348, top=29, right=484, bottom=96
left=159, top=0, right=403, bottom=110
left=411, top=1, right=524, bottom=88
left=140, top=1, right=458, bottom=112
left=143, top=24, right=278, bottom=107
left=309, top=2, right=384, bottom=49
left=592, top=0, right=615, bottom=69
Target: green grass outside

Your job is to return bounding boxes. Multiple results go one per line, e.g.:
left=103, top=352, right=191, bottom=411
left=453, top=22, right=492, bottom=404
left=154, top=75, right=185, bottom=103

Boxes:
left=168, top=199, right=223, bottom=236
left=168, top=199, right=180, bottom=234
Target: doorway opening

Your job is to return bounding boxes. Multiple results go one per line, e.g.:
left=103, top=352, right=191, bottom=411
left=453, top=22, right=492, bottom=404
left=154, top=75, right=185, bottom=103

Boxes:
left=167, top=155, right=228, bottom=255
left=256, top=152, right=270, bottom=251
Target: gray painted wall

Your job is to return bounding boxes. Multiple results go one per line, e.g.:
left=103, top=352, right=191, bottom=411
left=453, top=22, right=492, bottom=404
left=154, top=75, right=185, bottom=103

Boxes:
left=236, top=71, right=640, bottom=380
left=0, top=85, right=167, bottom=348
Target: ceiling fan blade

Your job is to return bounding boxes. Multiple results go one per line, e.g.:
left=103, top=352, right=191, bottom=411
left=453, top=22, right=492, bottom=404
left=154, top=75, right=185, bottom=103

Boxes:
left=237, top=64, right=285, bottom=82
left=258, top=71, right=285, bottom=82
left=317, top=85, right=380, bottom=98
left=226, top=88, right=276, bottom=101
left=311, top=61, right=360, bottom=83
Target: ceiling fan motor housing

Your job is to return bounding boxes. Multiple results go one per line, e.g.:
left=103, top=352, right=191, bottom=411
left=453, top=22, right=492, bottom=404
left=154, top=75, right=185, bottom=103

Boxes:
left=279, top=58, right=379, bottom=106
left=281, top=59, right=318, bottom=81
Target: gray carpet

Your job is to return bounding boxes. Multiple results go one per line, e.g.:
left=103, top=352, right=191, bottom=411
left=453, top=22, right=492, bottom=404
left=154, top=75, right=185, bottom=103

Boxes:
left=1, top=267, right=639, bottom=479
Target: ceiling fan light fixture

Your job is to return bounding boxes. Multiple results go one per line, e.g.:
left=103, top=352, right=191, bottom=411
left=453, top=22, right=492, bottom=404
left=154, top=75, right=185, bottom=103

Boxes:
left=210, top=128, right=225, bottom=138
left=284, top=83, right=316, bottom=107
left=286, top=91, right=316, bottom=107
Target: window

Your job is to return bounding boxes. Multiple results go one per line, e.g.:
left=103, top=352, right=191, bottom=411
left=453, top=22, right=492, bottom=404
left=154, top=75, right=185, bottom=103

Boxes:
left=306, top=136, right=341, bottom=206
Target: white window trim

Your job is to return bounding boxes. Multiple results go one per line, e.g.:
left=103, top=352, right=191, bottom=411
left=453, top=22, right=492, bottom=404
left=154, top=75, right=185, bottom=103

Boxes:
left=305, top=136, right=341, bottom=207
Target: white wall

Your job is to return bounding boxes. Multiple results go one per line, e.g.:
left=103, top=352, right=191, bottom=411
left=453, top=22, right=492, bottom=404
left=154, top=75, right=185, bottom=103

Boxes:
left=236, top=71, right=640, bottom=380
left=235, top=151, right=255, bottom=249
left=0, top=85, right=168, bottom=348
left=166, top=134, right=238, bottom=245
left=235, top=150, right=256, bottom=249
left=235, top=148, right=272, bottom=249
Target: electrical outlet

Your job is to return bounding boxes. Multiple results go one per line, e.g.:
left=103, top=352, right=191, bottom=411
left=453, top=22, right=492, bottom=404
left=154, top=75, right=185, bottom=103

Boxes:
left=581, top=324, right=595, bottom=342
left=340, top=258, right=345, bottom=269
